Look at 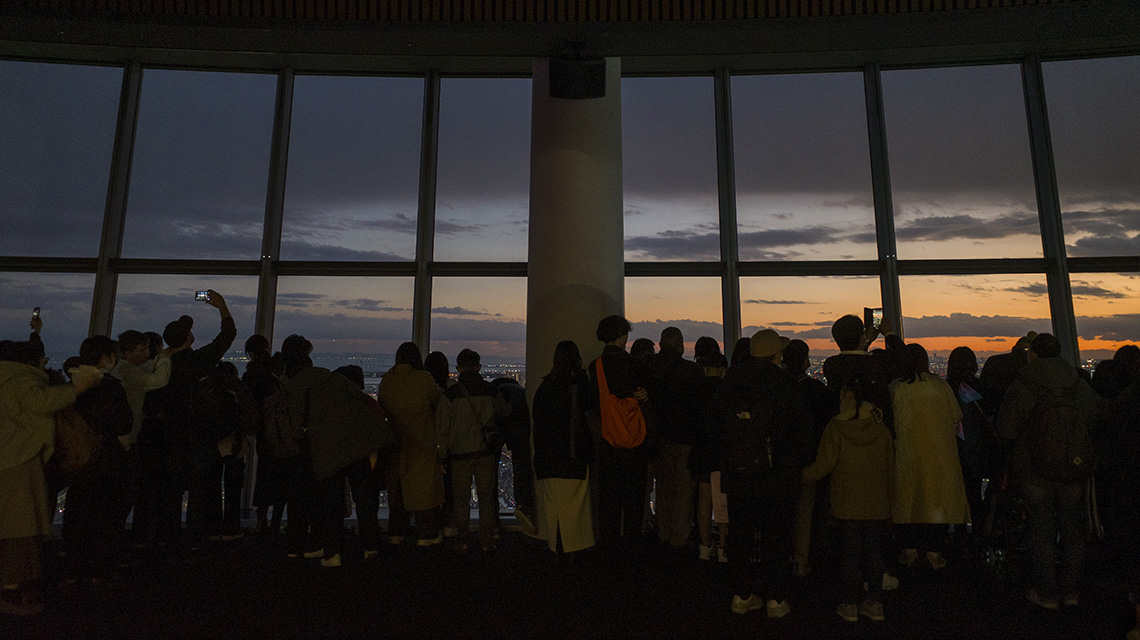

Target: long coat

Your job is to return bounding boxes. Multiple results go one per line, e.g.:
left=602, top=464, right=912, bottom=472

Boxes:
left=378, top=364, right=443, bottom=512
left=890, top=372, right=970, bottom=525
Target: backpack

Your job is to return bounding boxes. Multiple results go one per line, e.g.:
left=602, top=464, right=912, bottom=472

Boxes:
left=1027, top=381, right=1094, bottom=483
left=54, top=405, right=103, bottom=473
left=262, top=386, right=308, bottom=459
left=719, top=391, right=790, bottom=491
left=596, top=358, right=646, bottom=449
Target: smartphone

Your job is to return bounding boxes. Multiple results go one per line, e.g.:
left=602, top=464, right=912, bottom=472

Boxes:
left=32, top=307, right=40, bottom=319
left=195, top=291, right=210, bottom=302
left=864, top=307, right=883, bottom=330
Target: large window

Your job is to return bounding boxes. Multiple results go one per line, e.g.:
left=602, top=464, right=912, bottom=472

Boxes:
left=740, top=276, right=881, bottom=360
left=882, top=65, right=1040, bottom=260
left=732, top=72, right=876, bottom=261
left=122, top=69, right=276, bottom=261
left=622, top=77, right=720, bottom=262
left=274, top=276, right=415, bottom=378
left=434, top=78, right=532, bottom=262
left=282, top=76, right=423, bottom=261
left=1044, top=55, right=1140, bottom=258
left=1070, top=273, right=1140, bottom=364
left=0, top=273, right=96, bottom=363
left=430, top=277, right=527, bottom=370
left=112, top=275, right=259, bottom=359
left=897, top=274, right=1052, bottom=365
left=0, top=61, right=121, bottom=257
left=625, top=277, right=724, bottom=353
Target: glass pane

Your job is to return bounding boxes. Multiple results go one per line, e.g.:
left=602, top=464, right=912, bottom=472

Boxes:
left=434, top=79, right=531, bottom=262
left=122, top=69, right=276, bottom=260
left=282, top=76, right=423, bottom=261
left=0, top=61, right=121, bottom=257
left=1070, top=273, right=1140, bottom=365
left=1044, top=56, right=1140, bottom=257
left=732, top=73, right=876, bottom=261
left=112, top=274, right=258, bottom=361
left=898, top=274, right=1053, bottom=372
left=430, top=277, right=526, bottom=381
left=625, top=277, right=723, bottom=354
left=883, top=65, right=1040, bottom=259
left=274, top=276, right=414, bottom=387
left=740, top=276, right=880, bottom=372
left=623, top=77, right=720, bottom=262
left=0, top=273, right=95, bottom=365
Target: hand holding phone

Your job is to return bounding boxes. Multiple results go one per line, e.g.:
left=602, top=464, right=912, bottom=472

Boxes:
left=195, top=291, right=210, bottom=302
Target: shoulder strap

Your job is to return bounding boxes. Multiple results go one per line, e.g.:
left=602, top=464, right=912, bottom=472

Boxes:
left=596, top=357, right=611, bottom=398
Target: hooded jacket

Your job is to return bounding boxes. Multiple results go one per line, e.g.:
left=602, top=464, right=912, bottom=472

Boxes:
left=802, top=401, right=894, bottom=520
left=997, top=356, right=1102, bottom=482
left=0, top=361, right=77, bottom=472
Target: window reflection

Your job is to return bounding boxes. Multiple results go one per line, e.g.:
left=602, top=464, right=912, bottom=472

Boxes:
left=0, top=61, right=120, bottom=257
left=123, top=69, right=276, bottom=260
left=282, top=76, right=423, bottom=261
left=434, top=79, right=531, bottom=262
left=733, top=73, right=876, bottom=261
left=883, top=65, right=1039, bottom=260
left=623, top=77, right=719, bottom=262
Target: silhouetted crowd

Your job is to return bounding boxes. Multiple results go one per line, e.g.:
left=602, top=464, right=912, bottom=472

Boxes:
left=2, top=297, right=1138, bottom=636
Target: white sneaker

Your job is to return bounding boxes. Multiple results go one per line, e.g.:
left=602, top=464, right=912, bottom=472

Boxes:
left=859, top=599, right=885, bottom=621
left=363, top=549, right=379, bottom=559
left=731, top=594, right=763, bottom=615
left=416, top=533, right=443, bottom=547
left=698, top=545, right=712, bottom=561
left=302, top=548, right=324, bottom=559
left=865, top=572, right=900, bottom=592
left=388, top=536, right=404, bottom=545
left=717, top=547, right=728, bottom=563
left=766, top=599, right=791, bottom=618
left=836, top=603, right=858, bottom=622
left=319, top=554, right=341, bottom=568
left=443, top=527, right=459, bottom=538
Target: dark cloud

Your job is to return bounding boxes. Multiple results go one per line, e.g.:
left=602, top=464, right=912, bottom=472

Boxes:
left=893, top=211, right=1039, bottom=242
left=743, top=299, right=809, bottom=305
left=1062, top=208, right=1140, bottom=257
left=631, top=319, right=724, bottom=343
left=431, top=306, right=499, bottom=317
left=273, top=308, right=412, bottom=346
left=900, top=312, right=1047, bottom=340
left=431, top=315, right=526, bottom=344
left=624, top=230, right=721, bottom=261
left=275, top=292, right=327, bottom=307
left=333, top=298, right=409, bottom=312
left=1076, top=313, right=1140, bottom=342
left=1068, top=234, right=1140, bottom=257
left=279, top=239, right=409, bottom=261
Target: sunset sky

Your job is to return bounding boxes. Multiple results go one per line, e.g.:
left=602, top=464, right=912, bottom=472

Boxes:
left=1, top=56, right=1137, bottom=371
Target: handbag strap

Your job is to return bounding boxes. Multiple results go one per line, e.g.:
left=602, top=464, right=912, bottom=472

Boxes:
left=596, top=357, right=611, bottom=400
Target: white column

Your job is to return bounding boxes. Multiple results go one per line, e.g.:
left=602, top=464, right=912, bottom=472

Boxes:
left=526, top=57, right=623, bottom=390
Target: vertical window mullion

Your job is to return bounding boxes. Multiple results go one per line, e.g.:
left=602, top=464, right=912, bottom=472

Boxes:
left=863, top=63, right=902, bottom=338
left=715, top=67, right=742, bottom=349
left=414, top=71, right=441, bottom=352
left=90, top=61, right=143, bottom=338
left=1022, top=54, right=1079, bottom=363
left=255, top=67, right=294, bottom=343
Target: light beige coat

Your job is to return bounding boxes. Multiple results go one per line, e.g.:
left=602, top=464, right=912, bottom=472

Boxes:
left=378, top=364, right=444, bottom=512
left=890, top=372, right=970, bottom=524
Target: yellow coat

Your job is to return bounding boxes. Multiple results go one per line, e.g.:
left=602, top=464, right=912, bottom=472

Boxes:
left=890, top=372, right=970, bottom=525
left=378, top=364, right=444, bottom=512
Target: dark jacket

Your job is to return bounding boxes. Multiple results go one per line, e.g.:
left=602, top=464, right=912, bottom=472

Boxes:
left=74, top=375, right=132, bottom=444
left=532, top=373, right=593, bottom=480
left=996, top=356, right=1102, bottom=483
left=588, top=345, right=655, bottom=448
left=648, top=348, right=705, bottom=446
left=706, top=358, right=813, bottom=499
left=283, top=365, right=394, bottom=482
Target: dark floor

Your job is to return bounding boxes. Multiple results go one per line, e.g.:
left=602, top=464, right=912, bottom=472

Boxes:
left=2, top=528, right=1136, bottom=640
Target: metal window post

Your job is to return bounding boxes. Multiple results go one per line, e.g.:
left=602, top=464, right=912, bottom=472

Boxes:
left=255, top=68, right=294, bottom=345
left=90, top=61, right=143, bottom=337
left=714, top=67, right=742, bottom=349
left=1022, top=55, right=1079, bottom=364
left=413, top=71, right=441, bottom=352
left=864, top=64, right=903, bottom=339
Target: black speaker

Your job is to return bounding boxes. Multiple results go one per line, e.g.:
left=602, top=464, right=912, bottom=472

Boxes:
left=549, top=57, right=606, bottom=100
